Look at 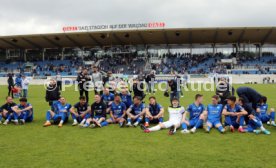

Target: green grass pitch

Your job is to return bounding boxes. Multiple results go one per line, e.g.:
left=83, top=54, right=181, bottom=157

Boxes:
left=0, top=84, right=276, bottom=168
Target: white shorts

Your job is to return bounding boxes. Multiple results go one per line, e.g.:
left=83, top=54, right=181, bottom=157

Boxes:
left=162, top=120, right=181, bottom=129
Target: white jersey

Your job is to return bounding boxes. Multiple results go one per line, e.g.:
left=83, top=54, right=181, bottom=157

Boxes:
left=167, top=106, right=185, bottom=122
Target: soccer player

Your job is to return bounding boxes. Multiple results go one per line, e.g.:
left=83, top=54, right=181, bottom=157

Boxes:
left=101, top=88, right=114, bottom=114
left=144, top=96, right=164, bottom=127
left=238, top=97, right=270, bottom=135
left=236, top=86, right=264, bottom=109
left=70, top=96, right=91, bottom=126
left=181, top=94, right=205, bottom=134
left=0, top=96, right=17, bottom=125
left=83, top=94, right=108, bottom=128
left=126, top=96, right=146, bottom=127
left=43, top=97, right=71, bottom=128
left=141, top=98, right=184, bottom=135
left=106, top=94, right=126, bottom=127
left=11, top=97, right=33, bottom=124
left=256, top=96, right=276, bottom=126
left=222, top=96, right=247, bottom=133
left=202, top=95, right=225, bottom=133
left=119, top=88, right=132, bottom=109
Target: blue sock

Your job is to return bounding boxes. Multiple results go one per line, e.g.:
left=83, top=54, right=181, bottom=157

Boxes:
left=145, top=117, right=150, bottom=123
left=127, top=118, right=131, bottom=123
left=218, top=126, right=224, bottom=133
left=0, top=114, right=2, bottom=121
left=46, top=111, right=51, bottom=121
left=239, top=116, right=245, bottom=126
left=270, top=112, right=275, bottom=121
left=253, top=118, right=262, bottom=128
left=136, top=118, right=142, bottom=123
left=159, top=117, right=164, bottom=123
left=101, top=121, right=108, bottom=127
left=195, top=119, right=203, bottom=129
left=181, top=123, right=187, bottom=130
left=71, top=113, right=77, bottom=120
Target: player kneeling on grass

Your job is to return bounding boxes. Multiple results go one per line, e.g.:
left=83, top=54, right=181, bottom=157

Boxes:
left=43, top=97, right=71, bottom=128
left=141, top=98, right=184, bottom=135
left=181, top=94, right=205, bottom=134
left=70, top=96, right=91, bottom=126
left=238, top=98, right=271, bottom=135
left=82, top=94, right=108, bottom=128
left=256, top=96, right=276, bottom=127
left=202, top=95, right=225, bottom=133
left=106, top=94, right=126, bottom=127
left=11, top=97, right=33, bottom=125
left=222, top=96, right=247, bottom=133
left=144, top=96, right=164, bottom=127
left=0, top=96, right=17, bottom=125
left=126, top=96, right=146, bottom=127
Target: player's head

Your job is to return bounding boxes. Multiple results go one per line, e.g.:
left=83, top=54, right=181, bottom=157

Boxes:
left=121, top=88, right=127, bottom=95
left=238, top=97, right=245, bottom=105
left=211, top=95, right=220, bottom=105
left=82, top=68, right=88, bottom=74
left=6, top=96, right=13, bottom=103
left=50, top=78, right=56, bottom=85
left=149, top=96, right=157, bottom=105
left=226, top=96, right=236, bottom=105
left=19, top=97, right=27, bottom=106
left=103, top=88, right=110, bottom=94
left=94, top=94, right=101, bottom=103
left=92, top=66, right=98, bottom=72
left=59, top=97, right=66, bottom=104
left=79, top=96, right=86, bottom=104
left=114, top=94, right=121, bottom=103
left=195, top=94, right=203, bottom=103
left=171, top=98, right=179, bottom=107
left=259, top=96, right=267, bottom=104
left=133, top=96, right=142, bottom=105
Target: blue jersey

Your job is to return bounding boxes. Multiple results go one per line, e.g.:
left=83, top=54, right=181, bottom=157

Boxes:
left=148, top=103, right=163, bottom=116
left=18, top=103, right=33, bottom=118
left=224, top=104, right=244, bottom=121
left=257, top=104, right=268, bottom=116
left=187, top=103, right=205, bottom=120
left=110, top=102, right=126, bottom=117
left=101, top=93, right=114, bottom=105
left=120, top=93, right=132, bottom=108
left=52, top=101, right=71, bottom=115
left=129, top=103, right=146, bottom=115
left=207, top=104, right=223, bottom=121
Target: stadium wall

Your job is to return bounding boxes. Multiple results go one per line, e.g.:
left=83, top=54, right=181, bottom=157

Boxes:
left=0, top=74, right=275, bottom=85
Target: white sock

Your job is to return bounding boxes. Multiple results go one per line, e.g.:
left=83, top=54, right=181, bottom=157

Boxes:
left=149, top=125, right=161, bottom=132
left=73, top=119, right=77, bottom=123
left=271, top=121, right=275, bottom=124
left=60, top=120, right=64, bottom=124
left=260, top=126, right=266, bottom=131
left=81, top=120, right=85, bottom=124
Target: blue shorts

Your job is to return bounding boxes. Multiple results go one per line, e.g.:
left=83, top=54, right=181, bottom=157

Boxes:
left=258, top=115, right=270, bottom=123
left=207, top=120, right=221, bottom=127
left=189, top=118, right=202, bottom=128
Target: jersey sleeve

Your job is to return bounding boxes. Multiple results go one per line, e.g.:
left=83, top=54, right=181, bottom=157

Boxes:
left=186, top=104, right=192, bottom=113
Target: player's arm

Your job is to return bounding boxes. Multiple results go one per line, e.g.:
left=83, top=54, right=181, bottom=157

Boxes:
left=70, top=107, right=79, bottom=117
left=222, top=108, right=236, bottom=116
left=155, top=107, right=164, bottom=118
left=81, top=106, right=91, bottom=118
left=145, top=107, right=152, bottom=118
left=256, top=107, right=261, bottom=113
left=138, top=107, right=146, bottom=117
left=21, top=105, right=33, bottom=112
left=12, top=106, right=22, bottom=114
left=181, top=111, right=188, bottom=122
left=126, top=107, right=134, bottom=118
left=237, top=109, right=248, bottom=117
left=109, top=109, right=115, bottom=121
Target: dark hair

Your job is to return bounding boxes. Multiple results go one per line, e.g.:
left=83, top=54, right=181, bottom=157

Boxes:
left=133, top=96, right=142, bottom=101
left=19, top=97, right=27, bottom=102
left=95, top=93, right=101, bottom=97
left=114, top=94, right=121, bottom=98
left=239, top=97, right=245, bottom=104
left=227, top=96, right=236, bottom=102
left=6, top=96, right=12, bottom=100
left=212, top=95, right=220, bottom=100
left=260, top=96, right=267, bottom=103
left=79, top=96, right=86, bottom=101
left=149, top=96, right=156, bottom=100
left=195, top=94, right=203, bottom=100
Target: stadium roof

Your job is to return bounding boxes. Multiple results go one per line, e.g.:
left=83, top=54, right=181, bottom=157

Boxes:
left=0, top=27, right=276, bottom=49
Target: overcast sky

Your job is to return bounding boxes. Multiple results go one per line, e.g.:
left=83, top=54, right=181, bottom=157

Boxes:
left=0, top=0, right=276, bottom=35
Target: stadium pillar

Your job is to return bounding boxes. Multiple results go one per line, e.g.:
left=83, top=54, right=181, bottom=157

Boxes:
left=212, top=44, right=216, bottom=56
left=259, top=45, right=262, bottom=58
left=61, top=48, right=65, bottom=60
left=24, top=49, right=27, bottom=61
left=42, top=49, right=45, bottom=61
